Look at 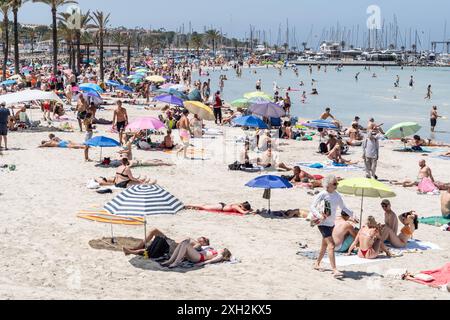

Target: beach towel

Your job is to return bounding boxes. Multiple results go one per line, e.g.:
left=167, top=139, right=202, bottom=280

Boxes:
left=240, top=165, right=265, bottom=173
left=296, top=250, right=387, bottom=266
left=194, top=209, right=245, bottom=216
left=433, top=155, right=450, bottom=161
left=387, top=239, right=441, bottom=255
left=419, top=216, right=450, bottom=226
left=408, top=263, right=450, bottom=288
left=417, top=177, right=439, bottom=193
left=297, top=162, right=363, bottom=172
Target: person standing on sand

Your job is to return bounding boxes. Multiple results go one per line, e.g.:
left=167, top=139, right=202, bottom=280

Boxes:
left=0, top=102, right=11, bottom=150
left=76, top=94, right=88, bottom=132
left=430, top=106, right=441, bottom=133
left=112, top=100, right=128, bottom=145
left=176, top=109, right=192, bottom=159
left=362, top=129, right=381, bottom=180
left=310, top=175, right=353, bottom=278
left=213, top=91, right=223, bottom=125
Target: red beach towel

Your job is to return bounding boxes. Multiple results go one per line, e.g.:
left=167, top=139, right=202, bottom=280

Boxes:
left=409, top=263, right=450, bottom=287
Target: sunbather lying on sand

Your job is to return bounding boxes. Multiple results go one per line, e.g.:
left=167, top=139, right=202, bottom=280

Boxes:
left=378, top=211, right=418, bottom=248
left=160, top=239, right=232, bottom=268
left=255, top=208, right=309, bottom=218
left=39, top=139, right=86, bottom=149
left=347, top=216, right=391, bottom=259
left=95, top=158, right=156, bottom=188
left=402, top=135, right=450, bottom=148
left=122, top=228, right=209, bottom=256
left=287, top=166, right=323, bottom=188
left=185, top=202, right=253, bottom=214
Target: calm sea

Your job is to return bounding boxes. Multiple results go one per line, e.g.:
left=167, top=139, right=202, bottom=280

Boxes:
left=193, top=65, right=450, bottom=143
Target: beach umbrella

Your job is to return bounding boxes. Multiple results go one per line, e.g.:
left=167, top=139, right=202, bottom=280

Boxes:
left=244, top=91, right=273, bottom=101
left=146, top=75, right=165, bottom=82
left=183, top=101, right=215, bottom=121
left=232, top=115, right=268, bottom=129
left=154, top=88, right=188, bottom=100
left=385, top=122, right=421, bottom=140
left=128, top=73, right=145, bottom=79
left=0, top=79, right=16, bottom=86
left=85, top=136, right=121, bottom=161
left=104, top=184, right=184, bottom=246
left=116, top=85, right=134, bottom=93
left=248, top=96, right=272, bottom=104
left=106, top=80, right=121, bottom=87
left=153, top=94, right=184, bottom=106
left=79, top=83, right=104, bottom=93
left=187, top=89, right=202, bottom=102
left=126, top=117, right=165, bottom=131
left=385, top=122, right=422, bottom=149
left=75, top=92, right=103, bottom=106
left=245, top=175, right=293, bottom=212
left=337, top=178, right=396, bottom=228
left=249, top=101, right=285, bottom=118
left=231, top=98, right=251, bottom=108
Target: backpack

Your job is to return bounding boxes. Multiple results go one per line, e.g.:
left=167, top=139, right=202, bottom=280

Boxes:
left=319, top=143, right=328, bottom=154
left=145, top=236, right=170, bottom=259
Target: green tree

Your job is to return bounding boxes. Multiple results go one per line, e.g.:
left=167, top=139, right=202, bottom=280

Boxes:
left=8, top=0, right=27, bottom=75
left=92, top=10, right=110, bottom=83
left=190, top=32, right=202, bottom=56
left=205, top=29, right=220, bottom=55
left=32, top=0, right=78, bottom=72
left=0, top=0, right=10, bottom=81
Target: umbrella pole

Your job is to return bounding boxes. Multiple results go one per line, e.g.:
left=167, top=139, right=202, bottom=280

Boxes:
left=110, top=224, right=115, bottom=244
left=143, top=216, right=147, bottom=248
left=360, top=190, right=364, bottom=229
left=100, top=147, right=103, bottom=162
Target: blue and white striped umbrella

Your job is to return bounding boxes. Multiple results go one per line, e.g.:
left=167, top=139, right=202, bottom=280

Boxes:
left=104, top=184, right=184, bottom=217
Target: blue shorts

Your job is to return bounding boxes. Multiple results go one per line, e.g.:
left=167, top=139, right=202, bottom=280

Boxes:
left=318, top=226, right=334, bottom=239
left=58, top=141, right=69, bottom=148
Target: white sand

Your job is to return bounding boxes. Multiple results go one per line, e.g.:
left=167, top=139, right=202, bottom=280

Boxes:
left=1, top=102, right=449, bottom=300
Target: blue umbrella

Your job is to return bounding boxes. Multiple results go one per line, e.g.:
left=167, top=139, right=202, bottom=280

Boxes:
left=0, top=79, right=16, bottom=86
left=187, top=89, right=202, bottom=102
left=153, top=94, right=184, bottom=106
left=106, top=80, right=121, bottom=87
left=85, top=136, right=120, bottom=160
left=79, top=83, right=104, bottom=93
left=232, top=115, right=269, bottom=129
left=154, top=88, right=188, bottom=100
left=245, top=175, right=293, bottom=211
left=116, top=85, right=134, bottom=93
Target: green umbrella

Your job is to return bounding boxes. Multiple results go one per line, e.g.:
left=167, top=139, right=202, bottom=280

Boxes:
left=231, top=98, right=250, bottom=108
left=244, top=91, right=273, bottom=101
left=385, top=122, right=422, bottom=149
left=338, top=178, right=396, bottom=228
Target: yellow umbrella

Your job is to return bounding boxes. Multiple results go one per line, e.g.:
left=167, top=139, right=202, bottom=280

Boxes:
left=146, top=75, right=165, bottom=82
left=244, top=91, right=273, bottom=101
left=338, top=178, right=396, bottom=228
left=183, top=101, right=215, bottom=121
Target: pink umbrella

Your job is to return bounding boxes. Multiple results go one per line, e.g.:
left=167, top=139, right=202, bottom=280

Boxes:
left=126, top=117, right=165, bottom=131
left=72, top=86, right=80, bottom=92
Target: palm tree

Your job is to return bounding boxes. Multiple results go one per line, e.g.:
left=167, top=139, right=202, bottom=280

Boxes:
left=190, top=32, right=202, bottom=56
left=58, top=11, right=76, bottom=70
left=112, top=30, right=126, bottom=54
left=32, top=0, right=78, bottom=72
left=92, top=10, right=110, bottom=83
left=8, top=0, right=27, bottom=75
left=75, top=10, right=92, bottom=73
left=205, top=29, right=220, bottom=55
left=0, top=0, right=10, bottom=81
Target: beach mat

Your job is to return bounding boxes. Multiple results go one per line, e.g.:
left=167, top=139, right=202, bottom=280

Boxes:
left=296, top=162, right=363, bottom=172
left=408, top=263, right=450, bottom=288
left=296, top=250, right=387, bottom=266
left=193, top=209, right=245, bottom=216
left=387, top=239, right=441, bottom=255
left=419, top=216, right=450, bottom=227
left=77, top=210, right=145, bottom=225
left=89, top=237, right=142, bottom=252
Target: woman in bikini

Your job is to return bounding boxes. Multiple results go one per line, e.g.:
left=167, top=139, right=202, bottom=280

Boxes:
left=185, top=202, right=253, bottom=214
left=95, top=158, right=156, bottom=188
left=289, top=166, right=323, bottom=189
left=379, top=211, right=418, bottom=248
left=347, top=216, right=391, bottom=259
left=160, top=239, right=232, bottom=268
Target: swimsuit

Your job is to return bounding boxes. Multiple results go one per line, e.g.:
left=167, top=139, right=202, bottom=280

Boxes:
left=115, top=168, right=131, bottom=188
left=58, top=141, right=69, bottom=148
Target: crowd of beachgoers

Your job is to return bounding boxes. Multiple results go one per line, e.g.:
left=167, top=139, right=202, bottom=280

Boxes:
left=0, top=54, right=449, bottom=298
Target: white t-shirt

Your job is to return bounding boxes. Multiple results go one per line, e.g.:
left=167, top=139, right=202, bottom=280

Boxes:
left=310, top=191, right=353, bottom=227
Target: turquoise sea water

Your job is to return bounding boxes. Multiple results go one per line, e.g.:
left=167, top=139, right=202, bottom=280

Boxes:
left=192, top=65, right=450, bottom=143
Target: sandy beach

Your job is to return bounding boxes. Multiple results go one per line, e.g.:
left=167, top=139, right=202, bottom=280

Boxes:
left=1, top=101, right=449, bottom=300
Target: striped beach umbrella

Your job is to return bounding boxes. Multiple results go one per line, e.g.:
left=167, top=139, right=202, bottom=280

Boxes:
left=104, top=185, right=184, bottom=246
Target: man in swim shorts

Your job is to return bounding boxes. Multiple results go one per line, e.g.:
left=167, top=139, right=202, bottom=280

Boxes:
left=333, top=212, right=358, bottom=253
left=176, top=109, right=192, bottom=159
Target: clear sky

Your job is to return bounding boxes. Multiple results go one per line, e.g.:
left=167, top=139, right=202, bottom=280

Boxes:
left=17, top=0, right=450, bottom=47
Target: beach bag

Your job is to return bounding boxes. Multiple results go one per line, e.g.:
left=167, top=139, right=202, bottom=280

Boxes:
left=228, top=161, right=242, bottom=171
left=418, top=177, right=438, bottom=193
left=319, top=142, right=328, bottom=154
left=145, top=236, right=170, bottom=259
